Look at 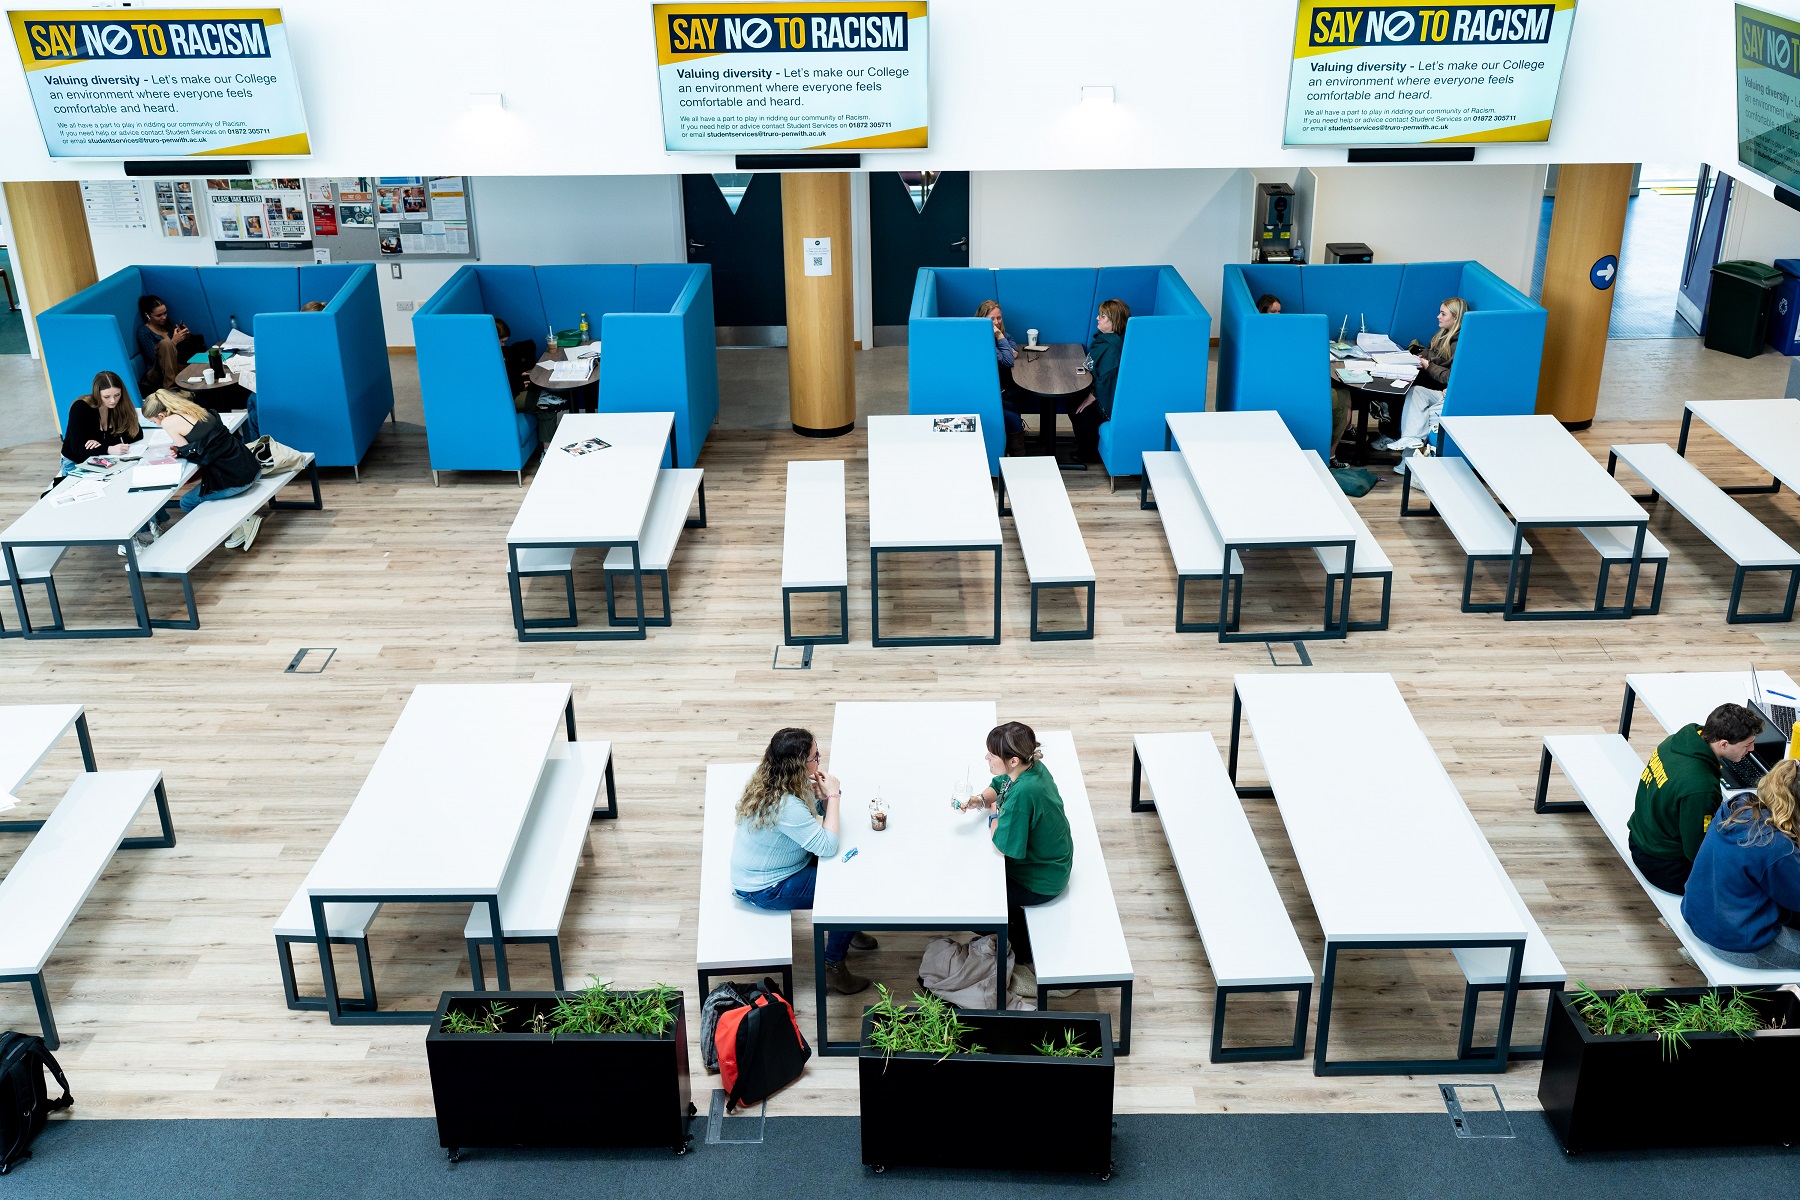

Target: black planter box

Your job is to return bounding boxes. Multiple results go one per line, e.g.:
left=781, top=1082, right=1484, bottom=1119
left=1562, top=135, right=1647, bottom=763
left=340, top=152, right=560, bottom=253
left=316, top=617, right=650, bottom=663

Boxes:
left=858, top=1009, right=1114, bottom=1174
left=426, top=990, right=693, bottom=1157
left=1539, top=987, right=1800, bottom=1153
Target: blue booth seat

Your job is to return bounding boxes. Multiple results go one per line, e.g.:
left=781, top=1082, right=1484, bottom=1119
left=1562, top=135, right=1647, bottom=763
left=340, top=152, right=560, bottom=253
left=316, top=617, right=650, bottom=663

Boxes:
left=412, top=263, right=718, bottom=480
left=907, top=265, right=1210, bottom=480
left=36, top=263, right=395, bottom=473
left=1217, top=261, right=1547, bottom=460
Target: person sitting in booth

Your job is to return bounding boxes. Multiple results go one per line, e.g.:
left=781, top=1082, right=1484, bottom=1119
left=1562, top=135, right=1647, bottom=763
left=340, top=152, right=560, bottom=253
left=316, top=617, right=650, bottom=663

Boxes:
left=135, top=294, right=206, bottom=395
left=1388, top=296, right=1466, bottom=472
left=60, top=370, right=143, bottom=476
left=1256, top=294, right=1282, bottom=314
left=1070, top=299, right=1128, bottom=467
left=1681, top=758, right=1800, bottom=970
left=1627, top=702, right=1763, bottom=895
left=975, top=300, right=1027, bottom=457
left=494, top=318, right=539, bottom=414
left=730, top=726, right=876, bottom=996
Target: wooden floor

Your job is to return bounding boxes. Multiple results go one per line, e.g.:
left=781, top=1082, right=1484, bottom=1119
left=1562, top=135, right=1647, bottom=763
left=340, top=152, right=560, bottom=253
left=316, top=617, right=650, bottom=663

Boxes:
left=2, top=409, right=1798, bottom=1120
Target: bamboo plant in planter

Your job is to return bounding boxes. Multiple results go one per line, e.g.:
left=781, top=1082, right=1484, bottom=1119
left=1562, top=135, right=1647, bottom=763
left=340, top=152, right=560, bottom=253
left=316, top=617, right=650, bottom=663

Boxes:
left=857, top=986, right=1115, bottom=1177
left=1538, top=983, right=1800, bottom=1153
left=426, top=981, right=693, bottom=1160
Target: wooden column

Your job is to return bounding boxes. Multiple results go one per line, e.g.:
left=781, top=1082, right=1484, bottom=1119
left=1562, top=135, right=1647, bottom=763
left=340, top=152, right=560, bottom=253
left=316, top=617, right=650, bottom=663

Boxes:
left=2, top=180, right=98, bottom=348
left=780, top=172, right=856, bottom=437
left=1536, top=163, right=1632, bottom=429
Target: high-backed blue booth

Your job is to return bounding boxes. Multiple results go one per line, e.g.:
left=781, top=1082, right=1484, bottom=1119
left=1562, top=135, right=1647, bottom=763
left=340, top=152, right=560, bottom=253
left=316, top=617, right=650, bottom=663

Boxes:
left=412, top=263, right=718, bottom=479
left=1218, top=261, right=1546, bottom=459
left=36, top=264, right=395, bottom=474
left=907, top=265, right=1210, bottom=478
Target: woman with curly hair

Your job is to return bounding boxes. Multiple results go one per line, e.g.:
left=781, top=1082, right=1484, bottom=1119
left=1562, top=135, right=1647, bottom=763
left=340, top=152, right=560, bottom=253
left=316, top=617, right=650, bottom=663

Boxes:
left=730, top=726, right=875, bottom=994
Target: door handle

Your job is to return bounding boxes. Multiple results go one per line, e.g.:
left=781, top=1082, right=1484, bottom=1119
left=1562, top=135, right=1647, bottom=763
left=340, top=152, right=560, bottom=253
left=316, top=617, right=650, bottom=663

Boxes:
left=951, top=237, right=968, bottom=251
left=688, top=239, right=707, bottom=250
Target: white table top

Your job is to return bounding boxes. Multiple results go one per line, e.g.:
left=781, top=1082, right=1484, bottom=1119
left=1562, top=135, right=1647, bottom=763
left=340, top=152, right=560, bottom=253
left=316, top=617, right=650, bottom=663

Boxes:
left=0, top=704, right=83, bottom=796
left=305, top=683, right=571, bottom=898
left=815, top=700, right=1007, bottom=927
left=1166, top=410, right=1354, bottom=546
left=1686, top=398, right=1800, bottom=493
left=866, top=415, right=1001, bottom=550
left=782, top=460, right=848, bottom=588
left=506, top=412, right=673, bottom=546
left=2, top=412, right=245, bottom=546
left=1235, top=672, right=1527, bottom=943
left=1442, top=414, right=1647, bottom=525
left=1626, top=669, right=1800, bottom=736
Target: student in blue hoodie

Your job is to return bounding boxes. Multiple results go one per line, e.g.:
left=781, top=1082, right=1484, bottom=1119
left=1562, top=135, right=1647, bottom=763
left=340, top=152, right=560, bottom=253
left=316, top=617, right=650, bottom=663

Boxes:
left=1681, top=758, right=1800, bottom=970
left=1070, top=299, right=1128, bottom=467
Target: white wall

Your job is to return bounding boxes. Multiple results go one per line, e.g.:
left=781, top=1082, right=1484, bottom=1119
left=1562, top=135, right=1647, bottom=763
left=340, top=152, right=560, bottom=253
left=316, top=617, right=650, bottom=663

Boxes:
left=1722, top=180, right=1800, bottom=268
left=1309, top=165, right=1548, bottom=291
left=970, top=169, right=1253, bottom=320
left=0, top=0, right=1743, bottom=182
left=80, top=173, right=687, bottom=346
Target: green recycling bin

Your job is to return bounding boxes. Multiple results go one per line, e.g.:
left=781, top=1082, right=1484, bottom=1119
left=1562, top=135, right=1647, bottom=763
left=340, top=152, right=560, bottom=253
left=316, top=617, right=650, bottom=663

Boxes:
left=1705, top=260, right=1785, bottom=358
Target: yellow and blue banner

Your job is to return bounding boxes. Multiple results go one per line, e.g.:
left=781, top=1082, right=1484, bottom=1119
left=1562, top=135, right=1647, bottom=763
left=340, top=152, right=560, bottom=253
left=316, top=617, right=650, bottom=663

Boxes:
left=8, top=8, right=310, bottom=158
left=1737, top=5, right=1800, bottom=190
left=652, top=1, right=928, bottom=151
left=1283, top=0, right=1578, bottom=145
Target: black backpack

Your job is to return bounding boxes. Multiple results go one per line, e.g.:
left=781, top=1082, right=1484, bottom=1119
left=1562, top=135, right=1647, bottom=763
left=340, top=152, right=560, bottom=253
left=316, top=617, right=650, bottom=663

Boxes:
left=712, top=978, right=810, bottom=1112
left=0, top=1032, right=72, bottom=1175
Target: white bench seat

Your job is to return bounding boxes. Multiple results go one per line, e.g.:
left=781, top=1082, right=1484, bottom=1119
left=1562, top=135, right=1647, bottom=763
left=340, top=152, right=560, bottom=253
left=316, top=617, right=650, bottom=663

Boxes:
left=782, top=460, right=849, bottom=645
left=1448, top=819, right=1567, bottom=1060
left=0, top=769, right=170, bottom=1047
left=0, top=544, right=68, bottom=636
left=1141, top=451, right=1245, bottom=634
left=130, top=459, right=318, bottom=629
left=1578, top=524, right=1670, bottom=614
left=602, top=467, right=705, bottom=627
left=696, top=762, right=794, bottom=1000
left=1024, top=731, right=1133, bottom=1052
left=1131, top=731, right=1313, bottom=1062
left=463, top=741, right=614, bottom=990
left=1401, top=455, right=1533, bottom=613
left=1304, top=450, right=1393, bottom=630
left=999, top=457, right=1096, bottom=640
left=1610, top=442, right=1800, bottom=622
left=1540, top=733, right=1799, bottom=986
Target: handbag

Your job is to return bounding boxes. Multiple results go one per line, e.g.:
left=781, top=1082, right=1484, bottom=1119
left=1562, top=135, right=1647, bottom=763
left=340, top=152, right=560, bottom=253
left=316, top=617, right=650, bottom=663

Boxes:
left=247, top=435, right=307, bottom=476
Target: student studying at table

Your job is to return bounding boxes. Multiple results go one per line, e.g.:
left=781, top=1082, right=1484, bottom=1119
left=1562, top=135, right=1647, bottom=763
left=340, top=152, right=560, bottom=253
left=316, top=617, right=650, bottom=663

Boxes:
left=730, top=726, right=876, bottom=996
left=1626, top=703, right=1763, bottom=895
left=141, top=392, right=266, bottom=551
left=975, top=300, right=1027, bottom=457
left=60, top=370, right=143, bottom=476
left=494, top=317, right=539, bottom=414
left=1385, top=297, right=1465, bottom=471
left=135, top=294, right=206, bottom=395
left=960, top=721, right=1073, bottom=997
left=1070, top=299, right=1127, bottom=468
left=1681, top=758, right=1800, bottom=970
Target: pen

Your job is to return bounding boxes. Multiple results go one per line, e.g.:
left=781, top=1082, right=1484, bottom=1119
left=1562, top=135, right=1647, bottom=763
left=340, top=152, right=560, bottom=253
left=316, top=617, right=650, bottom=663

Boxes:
left=1769, top=690, right=1796, bottom=701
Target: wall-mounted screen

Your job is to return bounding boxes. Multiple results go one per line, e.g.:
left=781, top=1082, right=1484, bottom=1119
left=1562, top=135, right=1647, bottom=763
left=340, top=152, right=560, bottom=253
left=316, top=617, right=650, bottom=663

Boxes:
left=653, top=1, right=928, bottom=152
left=1737, top=4, right=1800, bottom=191
left=7, top=8, right=310, bottom=158
left=1283, top=1, right=1578, bottom=146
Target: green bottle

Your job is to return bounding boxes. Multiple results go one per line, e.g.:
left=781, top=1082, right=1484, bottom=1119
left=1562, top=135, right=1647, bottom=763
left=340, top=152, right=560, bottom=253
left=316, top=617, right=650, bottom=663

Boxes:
left=578, top=312, right=589, bottom=342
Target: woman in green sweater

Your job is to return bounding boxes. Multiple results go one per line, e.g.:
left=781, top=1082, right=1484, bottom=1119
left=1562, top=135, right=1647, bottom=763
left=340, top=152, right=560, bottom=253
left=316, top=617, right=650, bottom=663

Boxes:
left=1070, top=299, right=1128, bottom=467
left=962, top=721, right=1073, bottom=972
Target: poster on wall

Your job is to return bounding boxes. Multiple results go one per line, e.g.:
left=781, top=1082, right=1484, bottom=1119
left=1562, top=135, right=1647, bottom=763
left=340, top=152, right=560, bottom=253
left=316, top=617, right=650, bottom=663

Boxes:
left=1282, top=1, right=1579, bottom=145
left=652, top=1, right=929, bottom=151
left=206, top=175, right=308, bottom=249
left=7, top=8, right=311, bottom=158
left=155, top=179, right=202, bottom=236
left=1736, top=5, right=1800, bottom=191
left=78, top=178, right=146, bottom=228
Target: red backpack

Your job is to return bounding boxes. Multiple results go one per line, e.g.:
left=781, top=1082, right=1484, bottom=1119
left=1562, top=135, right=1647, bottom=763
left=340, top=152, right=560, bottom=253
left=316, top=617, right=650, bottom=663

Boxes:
left=714, top=979, right=811, bottom=1111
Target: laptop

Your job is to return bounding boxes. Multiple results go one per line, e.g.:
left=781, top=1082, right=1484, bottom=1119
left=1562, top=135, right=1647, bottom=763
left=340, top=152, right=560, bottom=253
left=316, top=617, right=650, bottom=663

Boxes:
left=1725, top=665, right=1798, bottom=788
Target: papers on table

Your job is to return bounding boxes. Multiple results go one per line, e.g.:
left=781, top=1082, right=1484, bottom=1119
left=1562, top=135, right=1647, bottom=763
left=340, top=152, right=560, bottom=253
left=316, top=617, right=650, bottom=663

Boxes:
left=1356, top=332, right=1402, bottom=354
left=1329, top=341, right=1369, bottom=360
left=130, top=456, right=183, bottom=490
left=563, top=343, right=600, bottom=362
left=228, top=354, right=257, bottom=392
left=547, top=358, right=595, bottom=383
left=1336, top=369, right=1373, bottom=385
left=221, top=328, right=256, bottom=353
left=52, top=480, right=107, bottom=506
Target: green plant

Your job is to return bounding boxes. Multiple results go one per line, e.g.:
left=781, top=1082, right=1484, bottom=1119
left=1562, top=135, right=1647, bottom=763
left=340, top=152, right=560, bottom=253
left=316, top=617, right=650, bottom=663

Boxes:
left=1570, top=983, right=1766, bottom=1059
left=548, top=980, right=680, bottom=1037
left=863, top=984, right=986, bottom=1065
left=441, top=1000, right=513, bottom=1034
left=1032, top=1028, right=1102, bottom=1058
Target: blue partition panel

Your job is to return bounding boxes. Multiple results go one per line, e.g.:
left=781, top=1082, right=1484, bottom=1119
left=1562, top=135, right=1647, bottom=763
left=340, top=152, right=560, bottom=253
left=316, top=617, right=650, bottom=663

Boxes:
left=907, top=316, right=1004, bottom=472
left=197, top=266, right=299, bottom=337
left=1099, top=300, right=1211, bottom=477
left=1236, top=264, right=1304, bottom=316
left=536, top=264, right=635, bottom=333
left=39, top=268, right=148, bottom=417
left=930, top=268, right=997, bottom=318
left=1391, top=262, right=1464, bottom=349
left=139, top=266, right=216, bottom=346
left=1095, top=266, right=1160, bottom=322
left=996, top=269, right=1099, bottom=346
left=912, top=269, right=940, bottom=318
left=299, top=264, right=356, bottom=308
left=634, top=262, right=695, bottom=314
left=416, top=309, right=532, bottom=474
left=1300, top=264, right=1404, bottom=340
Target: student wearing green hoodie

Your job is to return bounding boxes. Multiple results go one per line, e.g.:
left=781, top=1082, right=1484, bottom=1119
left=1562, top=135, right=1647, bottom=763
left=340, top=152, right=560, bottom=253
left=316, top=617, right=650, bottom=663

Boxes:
left=1627, top=703, right=1762, bottom=895
left=1070, top=299, right=1128, bottom=466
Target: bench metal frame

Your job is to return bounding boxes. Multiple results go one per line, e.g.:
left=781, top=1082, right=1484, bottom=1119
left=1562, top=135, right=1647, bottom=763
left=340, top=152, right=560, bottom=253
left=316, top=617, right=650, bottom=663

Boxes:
left=1323, top=567, right=1392, bottom=632
left=468, top=935, right=563, bottom=992
left=1676, top=406, right=1782, bottom=496
left=1129, top=748, right=1307, bottom=1063
left=1036, top=981, right=1133, bottom=1055
left=782, top=584, right=849, bottom=646
left=1532, top=742, right=1591, bottom=815
left=870, top=544, right=1002, bottom=648
left=0, top=711, right=96, bottom=835
left=276, top=930, right=378, bottom=1013
left=1400, top=465, right=1535, bottom=614
left=5, top=536, right=155, bottom=639
left=0, top=971, right=66, bottom=1049
left=1458, top=979, right=1561, bottom=1062
left=1174, top=573, right=1242, bottom=634
left=697, top=963, right=795, bottom=1008
left=509, top=539, right=646, bottom=641
left=1216, top=537, right=1355, bottom=643
left=0, top=774, right=176, bottom=852
left=605, top=566, right=673, bottom=627
left=0, top=574, right=63, bottom=638
left=996, top=474, right=1098, bottom=641
left=814, top=920, right=1007, bottom=1055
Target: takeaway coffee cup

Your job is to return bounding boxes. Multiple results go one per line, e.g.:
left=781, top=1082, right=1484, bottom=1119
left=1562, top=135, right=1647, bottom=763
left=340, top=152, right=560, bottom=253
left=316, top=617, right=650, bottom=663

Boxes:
left=202, top=368, right=216, bottom=386
left=1027, top=328, right=1039, bottom=347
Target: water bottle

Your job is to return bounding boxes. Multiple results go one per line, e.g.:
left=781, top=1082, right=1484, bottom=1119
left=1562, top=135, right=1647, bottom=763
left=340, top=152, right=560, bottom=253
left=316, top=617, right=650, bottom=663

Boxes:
left=578, top=312, right=589, bottom=342
left=207, top=343, right=224, bottom=379
left=229, top=314, right=239, bottom=337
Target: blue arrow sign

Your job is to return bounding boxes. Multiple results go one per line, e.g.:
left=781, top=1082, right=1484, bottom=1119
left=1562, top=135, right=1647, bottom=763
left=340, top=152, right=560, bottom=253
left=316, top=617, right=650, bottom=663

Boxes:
left=1590, top=255, right=1618, bottom=290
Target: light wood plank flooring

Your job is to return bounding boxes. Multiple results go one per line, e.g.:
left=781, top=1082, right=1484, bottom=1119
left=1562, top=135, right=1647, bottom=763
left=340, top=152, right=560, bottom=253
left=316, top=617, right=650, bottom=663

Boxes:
left=2, top=401, right=1798, bottom=1120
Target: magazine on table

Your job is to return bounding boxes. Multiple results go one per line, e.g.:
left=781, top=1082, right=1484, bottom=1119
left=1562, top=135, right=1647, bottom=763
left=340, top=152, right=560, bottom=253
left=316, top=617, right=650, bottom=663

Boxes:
left=562, top=437, right=611, bottom=456
left=932, top=416, right=977, bottom=433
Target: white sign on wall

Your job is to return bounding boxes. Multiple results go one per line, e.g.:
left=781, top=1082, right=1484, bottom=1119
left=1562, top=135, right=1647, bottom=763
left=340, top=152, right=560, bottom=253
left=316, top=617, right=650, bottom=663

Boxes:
left=79, top=178, right=146, bottom=228
left=803, top=236, right=832, bottom=276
